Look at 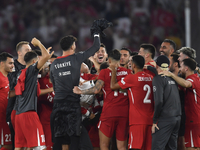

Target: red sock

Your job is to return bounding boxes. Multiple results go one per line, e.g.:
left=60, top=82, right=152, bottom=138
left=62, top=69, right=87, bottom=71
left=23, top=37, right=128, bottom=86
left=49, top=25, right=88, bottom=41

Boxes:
left=1, top=147, right=10, bottom=150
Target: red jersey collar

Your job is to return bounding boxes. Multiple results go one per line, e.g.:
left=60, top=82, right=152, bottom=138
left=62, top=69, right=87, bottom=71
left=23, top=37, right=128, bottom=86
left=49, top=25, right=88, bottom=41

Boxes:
left=57, top=55, right=70, bottom=59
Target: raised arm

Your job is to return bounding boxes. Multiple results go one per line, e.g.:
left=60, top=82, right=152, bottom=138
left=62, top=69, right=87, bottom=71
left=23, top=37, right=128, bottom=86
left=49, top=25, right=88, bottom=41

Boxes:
left=160, top=71, right=192, bottom=88
left=81, top=19, right=112, bottom=61
left=31, top=38, right=54, bottom=70
left=89, top=56, right=100, bottom=73
left=109, top=65, right=121, bottom=90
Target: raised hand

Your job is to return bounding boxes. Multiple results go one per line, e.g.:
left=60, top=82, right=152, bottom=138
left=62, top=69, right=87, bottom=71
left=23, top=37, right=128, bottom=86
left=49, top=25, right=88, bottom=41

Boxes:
left=90, top=18, right=113, bottom=37
left=159, top=70, right=173, bottom=77
left=31, top=38, right=41, bottom=47
left=46, top=47, right=54, bottom=59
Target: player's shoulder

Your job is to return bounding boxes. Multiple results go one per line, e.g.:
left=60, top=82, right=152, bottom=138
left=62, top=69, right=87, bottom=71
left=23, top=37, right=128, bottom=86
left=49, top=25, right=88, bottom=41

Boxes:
left=28, top=62, right=37, bottom=70
left=186, top=74, right=199, bottom=82
left=14, top=59, right=25, bottom=70
left=100, top=68, right=110, bottom=73
left=0, top=72, right=7, bottom=81
left=186, top=74, right=200, bottom=89
left=152, top=74, right=164, bottom=82
left=147, top=60, right=156, bottom=67
left=142, top=71, right=154, bottom=78
left=0, top=72, right=3, bottom=78
left=0, top=72, right=8, bottom=87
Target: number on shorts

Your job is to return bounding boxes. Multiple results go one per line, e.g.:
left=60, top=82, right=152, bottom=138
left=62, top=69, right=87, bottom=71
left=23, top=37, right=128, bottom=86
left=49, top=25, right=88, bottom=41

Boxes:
left=143, top=84, right=151, bottom=103
left=5, top=134, right=11, bottom=142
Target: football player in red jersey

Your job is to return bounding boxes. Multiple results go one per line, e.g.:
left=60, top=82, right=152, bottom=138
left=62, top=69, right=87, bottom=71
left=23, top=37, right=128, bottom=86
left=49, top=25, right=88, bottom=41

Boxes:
left=0, top=52, right=15, bottom=150
left=160, top=39, right=176, bottom=58
left=73, top=49, right=131, bottom=150
left=110, top=55, right=154, bottom=150
left=138, top=44, right=156, bottom=67
left=119, top=47, right=131, bottom=69
left=38, top=56, right=57, bottom=150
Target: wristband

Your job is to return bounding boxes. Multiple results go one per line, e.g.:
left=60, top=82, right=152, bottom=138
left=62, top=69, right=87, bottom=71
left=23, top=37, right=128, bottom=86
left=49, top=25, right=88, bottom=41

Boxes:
left=94, top=34, right=99, bottom=37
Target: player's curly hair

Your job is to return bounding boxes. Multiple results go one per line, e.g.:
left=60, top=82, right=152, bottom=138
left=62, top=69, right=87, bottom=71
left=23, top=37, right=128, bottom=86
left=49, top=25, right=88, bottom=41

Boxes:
left=60, top=35, right=77, bottom=51
left=177, top=47, right=196, bottom=59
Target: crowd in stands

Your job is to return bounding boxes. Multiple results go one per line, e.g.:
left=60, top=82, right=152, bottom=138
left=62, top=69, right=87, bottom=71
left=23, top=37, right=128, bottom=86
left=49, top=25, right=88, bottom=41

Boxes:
left=0, top=0, right=184, bottom=56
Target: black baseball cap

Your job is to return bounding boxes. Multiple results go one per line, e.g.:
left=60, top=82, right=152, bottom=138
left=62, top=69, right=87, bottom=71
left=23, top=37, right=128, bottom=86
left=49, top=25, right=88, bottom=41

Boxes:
left=156, top=55, right=170, bottom=68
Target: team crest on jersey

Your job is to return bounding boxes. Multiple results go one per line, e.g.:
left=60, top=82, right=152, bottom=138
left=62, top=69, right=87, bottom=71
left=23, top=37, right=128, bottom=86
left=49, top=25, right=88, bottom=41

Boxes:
left=153, top=86, right=156, bottom=92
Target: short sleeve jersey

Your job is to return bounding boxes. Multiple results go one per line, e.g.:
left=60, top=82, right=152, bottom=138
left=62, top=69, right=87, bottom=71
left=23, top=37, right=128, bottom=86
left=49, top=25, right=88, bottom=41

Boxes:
left=118, top=71, right=154, bottom=125
left=38, top=74, right=54, bottom=123
left=144, top=60, right=156, bottom=77
left=16, top=63, right=39, bottom=115
left=185, top=74, right=200, bottom=125
left=146, top=60, right=156, bottom=67
left=0, top=72, right=10, bottom=122
left=6, top=59, right=25, bottom=122
left=98, top=67, right=131, bottom=119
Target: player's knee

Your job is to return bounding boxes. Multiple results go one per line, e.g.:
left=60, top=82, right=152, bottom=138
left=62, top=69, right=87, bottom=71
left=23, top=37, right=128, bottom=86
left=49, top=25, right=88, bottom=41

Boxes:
left=100, top=142, right=109, bottom=148
left=100, top=139, right=110, bottom=149
left=116, top=141, right=126, bottom=150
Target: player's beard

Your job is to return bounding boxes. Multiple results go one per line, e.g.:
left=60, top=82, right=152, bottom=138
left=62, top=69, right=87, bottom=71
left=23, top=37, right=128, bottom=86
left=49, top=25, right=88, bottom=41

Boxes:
left=5, top=66, right=13, bottom=73
left=169, top=66, right=174, bottom=73
left=179, top=71, right=185, bottom=78
left=181, top=73, right=185, bottom=78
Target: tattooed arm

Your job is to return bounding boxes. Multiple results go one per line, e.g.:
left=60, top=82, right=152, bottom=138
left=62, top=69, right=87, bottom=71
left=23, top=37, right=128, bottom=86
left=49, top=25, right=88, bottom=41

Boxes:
left=73, top=80, right=104, bottom=95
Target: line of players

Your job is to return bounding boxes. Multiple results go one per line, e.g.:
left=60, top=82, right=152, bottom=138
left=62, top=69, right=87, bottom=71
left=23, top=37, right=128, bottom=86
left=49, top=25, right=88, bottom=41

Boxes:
left=0, top=36, right=199, bottom=150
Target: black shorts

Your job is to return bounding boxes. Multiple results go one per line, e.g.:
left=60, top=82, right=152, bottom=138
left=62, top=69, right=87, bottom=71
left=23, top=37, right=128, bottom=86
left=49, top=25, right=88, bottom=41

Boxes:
left=51, top=100, right=82, bottom=139
left=55, top=135, right=70, bottom=145
left=53, top=135, right=81, bottom=150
